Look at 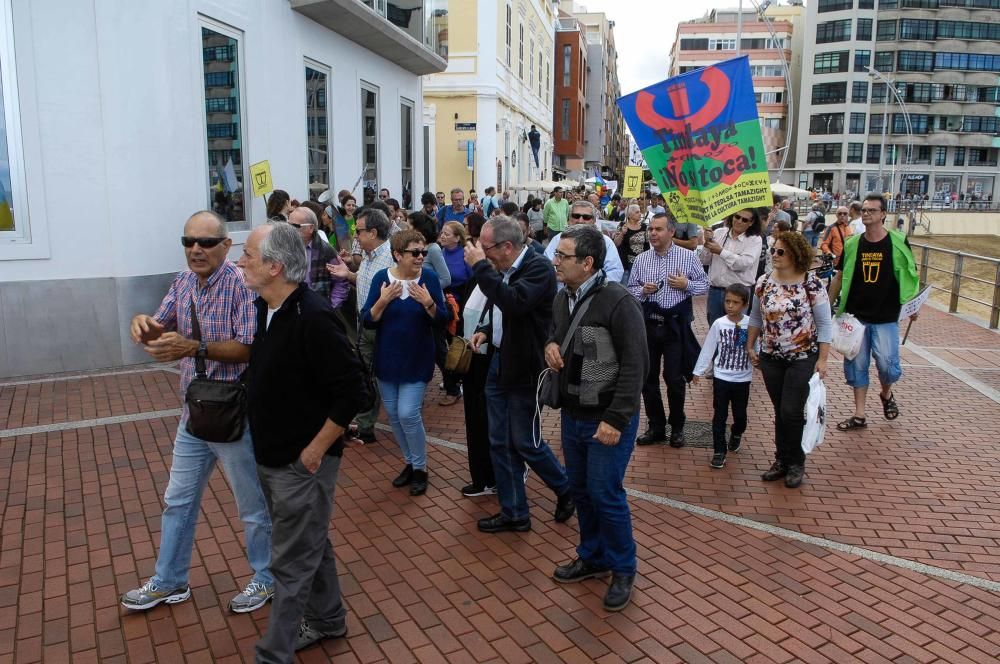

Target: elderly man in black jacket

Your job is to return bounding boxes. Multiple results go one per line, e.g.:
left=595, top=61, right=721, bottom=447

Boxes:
left=465, top=216, right=575, bottom=533
left=237, top=222, right=367, bottom=663
left=544, top=224, right=649, bottom=612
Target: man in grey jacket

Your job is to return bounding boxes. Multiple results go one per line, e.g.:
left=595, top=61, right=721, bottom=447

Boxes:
left=543, top=224, right=649, bottom=612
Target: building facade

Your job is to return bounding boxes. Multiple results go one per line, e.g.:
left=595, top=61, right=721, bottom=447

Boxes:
left=794, top=0, right=1000, bottom=202
left=423, top=0, right=555, bottom=198
left=0, top=0, right=445, bottom=378
left=668, top=5, right=805, bottom=174
left=552, top=13, right=588, bottom=180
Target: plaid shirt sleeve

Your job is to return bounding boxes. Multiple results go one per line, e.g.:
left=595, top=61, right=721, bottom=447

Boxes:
left=230, top=279, right=257, bottom=346
left=152, top=274, right=181, bottom=331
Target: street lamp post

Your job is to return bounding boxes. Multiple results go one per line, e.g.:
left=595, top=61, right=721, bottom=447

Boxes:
left=866, top=65, right=913, bottom=202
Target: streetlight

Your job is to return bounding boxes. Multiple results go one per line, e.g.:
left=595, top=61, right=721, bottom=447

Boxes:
left=866, top=65, right=913, bottom=202
left=742, top=0, right=793, bottom=180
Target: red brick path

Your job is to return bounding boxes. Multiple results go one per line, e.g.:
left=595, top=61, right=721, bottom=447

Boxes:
left=0, top=304, right=998, bottom=663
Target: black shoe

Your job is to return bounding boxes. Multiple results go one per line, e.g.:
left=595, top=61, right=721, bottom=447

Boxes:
left=710, top=453, right=726, bottom=469
left=552, top=558, right=611, bottom=584
left=603, top=573, right=635, bottom=612
left=636, top=429, right=666, bottom=446
left=728, top=434, right=743, bottom=453
left=477, top=512, right=531, bottom=533
left=784, top=464, right=805, bottom=489
left=391, top=464, right=413, bottom=488
left=761, top=460, right=787, bottom=482
left=554, top=492, right=576, bottom=523
left=668, top=429, right=686, bottom=448
left=357, top=430, right=376, bottom=444
left=409, top=469, right=428, bottom=496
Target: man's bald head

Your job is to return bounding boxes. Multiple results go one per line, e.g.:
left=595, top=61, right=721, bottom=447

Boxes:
left=184, top=210, right=228, bottom=237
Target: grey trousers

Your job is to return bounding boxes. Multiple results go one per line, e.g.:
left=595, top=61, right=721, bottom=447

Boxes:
left=354, top=326, right=381, bottom=434
left=255, top=455, right=346, bottom=664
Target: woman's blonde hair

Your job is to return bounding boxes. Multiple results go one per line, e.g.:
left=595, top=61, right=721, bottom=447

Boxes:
left=442, top=221, right=467, bottom=245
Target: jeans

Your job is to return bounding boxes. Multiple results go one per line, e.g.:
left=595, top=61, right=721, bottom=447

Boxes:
left=758, top=352, right=817, bottom=467
left=484, top=352, right=569, bottom=521
left=354, top=327, right=381, bottom=435
left=152, top=422, right=272, bottom=589
left=803, top=229, right=817, bottom=247
left=561, top=412, right=640, bottom=575
left=642, top=321, right=688, bottom=433
left=712, top=378, right=750, bottom=455
left=843, top=321, right=902, bottom=388
left=255, top=456, right=345, bottom=664
left=462, top=352, right=495, bottom=489
left=378, top=380, right=429, bottom=470
left=706, top=286, right=726, bottom=325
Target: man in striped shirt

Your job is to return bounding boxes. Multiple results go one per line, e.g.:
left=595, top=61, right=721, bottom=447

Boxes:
left=626, top=212, right=709, bottom=448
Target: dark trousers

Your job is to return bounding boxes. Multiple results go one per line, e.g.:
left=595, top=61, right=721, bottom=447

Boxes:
left=712, top=378, right=750, bottom=455
left=462, top=352, right=495, bottom=489
left=758, top=352, right=817, bottom=467
left=354, top=327, right=381, bottom=435
left=642, top=321, right=688, bottom=433
left=255, top=456, right=345, bottom=664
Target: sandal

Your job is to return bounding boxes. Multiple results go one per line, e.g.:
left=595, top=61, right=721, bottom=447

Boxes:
left=880, top=392, right=899, bottom=420
left=837, top=416, right=867, bottom=431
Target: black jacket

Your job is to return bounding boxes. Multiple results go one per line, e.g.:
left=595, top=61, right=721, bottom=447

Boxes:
left=473, top=248, right=557, bottom=389
left=247, top=284, right=366, bottom=467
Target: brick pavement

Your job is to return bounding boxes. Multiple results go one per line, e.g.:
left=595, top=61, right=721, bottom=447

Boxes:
left=0, top=304, right=997, bottom=662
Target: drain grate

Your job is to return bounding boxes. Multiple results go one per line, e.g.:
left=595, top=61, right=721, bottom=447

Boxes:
left=677, top=420, right=727, bottom=449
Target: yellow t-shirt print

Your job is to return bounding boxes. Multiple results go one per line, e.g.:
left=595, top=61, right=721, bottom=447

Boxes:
left=860, top=250, right=883, bottom=283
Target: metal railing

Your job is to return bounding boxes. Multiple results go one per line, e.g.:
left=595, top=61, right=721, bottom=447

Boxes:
left=912, top=243, right=1000, bottom=328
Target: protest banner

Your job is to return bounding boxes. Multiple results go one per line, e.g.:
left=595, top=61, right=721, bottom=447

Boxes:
left=617, top=55, right=770, bottom=226
left=622, top=166, right=643, bottom=198
left=249, top=160, right=273, bottom=198
left=899, top=284, right=930, bottom=321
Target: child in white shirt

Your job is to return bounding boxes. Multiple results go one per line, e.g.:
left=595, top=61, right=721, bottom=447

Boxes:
left=693, top=284, right=753, bottom=469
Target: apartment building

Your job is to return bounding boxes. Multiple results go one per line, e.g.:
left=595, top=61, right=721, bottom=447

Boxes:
left=553, top=12, right=588, bottom=180
left=794, top=0, right=1000, bottom=202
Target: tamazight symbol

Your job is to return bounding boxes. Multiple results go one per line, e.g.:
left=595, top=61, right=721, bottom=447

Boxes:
left=862, top=262, right=881, bottom=283
left=254, top=172, right=268, bottom=188
left=636, top=66, right=746, bottom=196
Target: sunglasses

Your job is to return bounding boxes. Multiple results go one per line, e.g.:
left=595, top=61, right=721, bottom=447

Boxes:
left=733, top=214, right=753, bottom=223
left=288, top=222, right=313, bottom=229
left=836, top=212, right=849, bottom=215
left=570, top=213, right=594, bottom=220
left=769, top=247, right=786, bottom=256
left=181, top=236, right=226, bottom=248
left=401, top=249, right=429, bottom=258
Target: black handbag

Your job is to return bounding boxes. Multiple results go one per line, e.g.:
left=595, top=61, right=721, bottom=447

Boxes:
left=184, top=302, right=247, bottom=443
left=537, top=289, right=597, bottom=409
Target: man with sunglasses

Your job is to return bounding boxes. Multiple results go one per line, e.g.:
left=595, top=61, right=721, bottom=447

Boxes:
left=122, top=211, right=273, bottom=615
left=820, top=206, right=854, bottom=267
left=831, top=194, right=919, bottom=431
left=544, top=201, right=624, bottom=285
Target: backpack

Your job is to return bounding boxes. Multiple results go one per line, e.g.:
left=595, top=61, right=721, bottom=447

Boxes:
left=809, top=211, right=826, bottom=234
left=482, top=195, right=497, bottom=217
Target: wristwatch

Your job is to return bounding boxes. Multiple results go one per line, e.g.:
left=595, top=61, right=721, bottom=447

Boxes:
left=196, top=341, right=208, bottom=360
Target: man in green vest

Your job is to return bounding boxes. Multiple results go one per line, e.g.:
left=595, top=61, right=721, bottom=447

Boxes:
left=542, top=186, right=569, bottom=242
left=832, top=193, right=919, bottom=432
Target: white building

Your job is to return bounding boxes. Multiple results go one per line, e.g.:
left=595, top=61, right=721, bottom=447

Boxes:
left=0, top=0, right=446, bottom=378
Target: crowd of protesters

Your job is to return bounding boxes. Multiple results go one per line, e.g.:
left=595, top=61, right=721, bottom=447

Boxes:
left=122, top=180, right=919, bottom=660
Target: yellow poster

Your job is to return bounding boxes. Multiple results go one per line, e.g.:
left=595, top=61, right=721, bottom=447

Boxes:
left=249, top=160, right=273, bottom=198
left=622, top=166, right=644, bottom=198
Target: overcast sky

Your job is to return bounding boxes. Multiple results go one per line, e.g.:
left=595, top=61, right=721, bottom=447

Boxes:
left=571, top=0, right=727, bottom=95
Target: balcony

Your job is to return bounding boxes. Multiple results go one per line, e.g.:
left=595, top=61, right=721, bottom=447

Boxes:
left=290, top=0, right=448, bottom=75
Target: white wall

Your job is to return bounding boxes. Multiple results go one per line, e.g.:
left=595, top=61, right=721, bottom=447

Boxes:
left=0, top=0, right=424, bottom=282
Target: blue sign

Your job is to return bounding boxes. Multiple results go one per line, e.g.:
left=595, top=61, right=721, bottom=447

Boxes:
left=467, top=140, right=475, bottom=171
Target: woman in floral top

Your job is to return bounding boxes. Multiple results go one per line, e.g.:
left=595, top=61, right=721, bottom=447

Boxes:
left=747, top=231, right=832, bottom=489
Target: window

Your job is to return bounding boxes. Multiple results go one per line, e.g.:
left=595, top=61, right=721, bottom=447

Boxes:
left=894, top=114, right=929, bottom=133
left=847, top=143, right=864, bottom=163
left=818, top=0, right=853, bottom=11
left=809, top=113, right=845, bottom=134
left=561, top=100, right=570, bottom=140
left=529, top=39, right=534, bottom=86
left=538, top=49, right=543, bottom=98
left=756, top=91, right=784, bottom=104
left=871, top=82, right=888, bottom=103
left=852, top=81, right=869, bottom=103
left=749, top=64, right=785, bottom=77
left=854, top=50, right=871, bottom=72
left=202, top=23, right=246, bottom=226
left=900, top=19, right=935, bottom=40
left=874, top=51, right=894, bottom=72
left=816, top=19, right=852, bottom=43
left=937, top=20, right=1000, bottom=40
left=867, top=144, right=881, bottom=163
left=880, top=0, right=898, bottom=6
left=762, top=117, right=784, bottom=129
left=961, top=116, right=999, bottom=133
left=953, top=147, right=965, bottom=165
left=680, top=38, right=709, bottom=50
left=876, top=20, right=897, bottom=41
left=562, top=45, right=571, bottom=87
left=815, top=51, right=849, bottom=74
left=708, top=38, right=737, bottom=51
left=849, top=113, right=866, bottom=134
left=741, top=37, right=787, bottom=50
left=0, top=11, right=24, bottom=240
left=505, top=5, right=512, bottom=66
left=857, top=18, right=873, bottom=41
left=400, top=99, right=414, bottom=205
left=869, top=113, right=885, bottom=135
left=518, top=23, right=524, bottom=78
left=807, top=143, right=842, bottom=163
left=361, top=84, right=378, bottom=188
left=545, top=61, right=550, bottom=105
left=305, top=65, right=330, bottom=197
left=812, top=82, right=847, bottom=104
left=935, top=52, right=1000, bottom=73
left=859, top=0, right=875, bottom=7
left=969, top=148, right=998, bottom=167
left=934, top=147, right=947, bottom=166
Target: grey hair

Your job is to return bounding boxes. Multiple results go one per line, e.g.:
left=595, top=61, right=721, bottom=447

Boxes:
left=625, top=203, right=640, bottom=217
left=449, top=187, right=464, bottom=196
left=188, top=210, right=228, bottom=237
left=562, top=224, right=606, bottom=269
left=260, top=221, right=309, bottom=284
left=570, top=200, right=599, bottom=222
left=486, top=216, right=525, bottom=249
left=357, top=208, right=390, bottom=240
left=290, top=206, right=318, bottom=227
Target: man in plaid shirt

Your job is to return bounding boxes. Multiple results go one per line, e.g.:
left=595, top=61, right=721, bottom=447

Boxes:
left=120, top=211, right=274, bottom=615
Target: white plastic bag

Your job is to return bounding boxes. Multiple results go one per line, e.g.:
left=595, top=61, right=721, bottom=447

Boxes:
left=801, top=373, right=827, bottom=455
left=832, top=313, right=865, bottom=360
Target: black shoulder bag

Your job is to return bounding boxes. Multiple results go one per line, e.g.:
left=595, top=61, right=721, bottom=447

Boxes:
left=537, top=286, right=599, bottom=409
left=184, top=301, right=247, bottom=443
